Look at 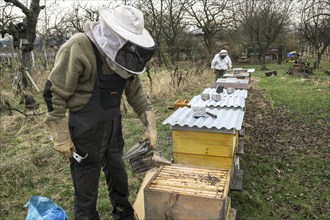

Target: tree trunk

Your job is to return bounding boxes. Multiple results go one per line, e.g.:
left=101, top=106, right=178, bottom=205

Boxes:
left=22, top=50, right=32, bottom=72
left=5, top=0, right=43, bottom=74
left=260, top=53, right=267, bottom=70
left=277, top=44, right=283, bottom=64
left=316, top=51, right=322, bottom=69
left=315, top=45, right=330, bottom=69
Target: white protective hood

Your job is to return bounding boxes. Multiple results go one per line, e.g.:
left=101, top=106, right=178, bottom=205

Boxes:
left=84, top=21, right=134, bottom=79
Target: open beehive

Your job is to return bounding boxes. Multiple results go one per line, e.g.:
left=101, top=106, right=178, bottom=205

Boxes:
left=144, top=164, right=231, bottom=220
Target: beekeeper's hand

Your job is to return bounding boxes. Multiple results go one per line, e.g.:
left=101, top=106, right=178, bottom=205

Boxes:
left=45, top=117, right=75, bottom=158
left=139, top=110, right=157, bottom=150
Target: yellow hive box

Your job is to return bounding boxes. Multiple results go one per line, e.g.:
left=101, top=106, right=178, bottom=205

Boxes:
left=172, top=129, right=239, bottom=170
left=144, top=164, right=231, bottom=220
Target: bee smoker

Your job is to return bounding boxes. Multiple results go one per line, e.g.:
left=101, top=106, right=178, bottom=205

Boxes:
left=122, top=140, right=172, bottom=174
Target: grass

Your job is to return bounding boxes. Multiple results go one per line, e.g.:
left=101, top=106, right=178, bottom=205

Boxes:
left=0, top=58, right=329, bottom=219
left=259, top=76, right=329, bottom=121
left=230, top=60, right=330, bottom=219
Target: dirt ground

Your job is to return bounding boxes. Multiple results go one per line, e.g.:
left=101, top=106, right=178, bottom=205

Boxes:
left=232, top=86, right=329, bottom=219
left=244, top=86, right=328, bottom=165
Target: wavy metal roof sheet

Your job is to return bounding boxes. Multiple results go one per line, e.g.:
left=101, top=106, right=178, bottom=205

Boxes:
left=188, top=88, right=247, bottom=108
left=216, top=78, right=249, bottom=84
left=162, top=106, right=245, bottom=131
left=224, top=73, right=250, bottom=77
left=212, top=77, right=250, bottom=90
left=227, top=68, right=255, bottom=73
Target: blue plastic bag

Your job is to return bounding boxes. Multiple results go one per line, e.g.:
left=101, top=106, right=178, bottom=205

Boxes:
left=24, top=196, right=68, bottom=220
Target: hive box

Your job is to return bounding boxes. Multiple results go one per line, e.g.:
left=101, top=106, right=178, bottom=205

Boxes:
left=144, top=164, right=231, bottom=220
left=172, top=128, right=239, bottom=170
left=223, top=72, right=250, bottom=80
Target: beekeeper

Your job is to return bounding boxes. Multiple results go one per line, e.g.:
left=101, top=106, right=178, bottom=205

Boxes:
left=211, top=49, right=232, bottom=81
left=43, top=6, right=157, bottom=220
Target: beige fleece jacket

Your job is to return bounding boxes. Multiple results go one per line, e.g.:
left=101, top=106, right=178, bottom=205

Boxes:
left=43, top=33, right=152, bottom=121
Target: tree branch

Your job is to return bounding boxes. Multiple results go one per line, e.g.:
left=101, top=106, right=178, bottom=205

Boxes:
left=4, top=0, right=29, bottom=15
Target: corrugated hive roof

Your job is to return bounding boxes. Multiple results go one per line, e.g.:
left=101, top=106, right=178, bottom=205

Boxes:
left=188, top=88, right=247, bottom=108
left=202, top=88, right=248, bottom=98
left=216, top=78, right=249, bottom=84
left=162, top=106, right=245, bottom=130
left=224, top=73, right=250, bottom=77
left=227, top=68, right=255, bottom=73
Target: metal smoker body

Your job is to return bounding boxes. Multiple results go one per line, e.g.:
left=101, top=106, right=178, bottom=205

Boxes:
left=122, top=140, right=172, bottom=173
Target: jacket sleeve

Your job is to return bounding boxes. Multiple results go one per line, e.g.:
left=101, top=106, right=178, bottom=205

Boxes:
left=43, top=45, right=84, bottom=120
left=227, top=56, right=232, bottom=69
left=211, top=55, right=217, bottom=69
left=124, top=76, right=153, bottom=117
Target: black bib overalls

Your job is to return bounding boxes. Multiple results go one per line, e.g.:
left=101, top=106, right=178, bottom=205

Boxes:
left=69, top=42, right=134, bottom=220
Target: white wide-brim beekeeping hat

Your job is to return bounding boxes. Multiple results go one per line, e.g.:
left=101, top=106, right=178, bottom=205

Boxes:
left=99, top=6, right=155, bottom=48
left=219, top=49, right=228, bottom=55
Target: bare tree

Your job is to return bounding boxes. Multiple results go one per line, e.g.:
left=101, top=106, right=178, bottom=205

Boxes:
left=160, top=0, right=187, bottom=63
left=299, top=0, right=330, bottom=69
left=35, top=2, right=70, bottom=70
left=301, top=0, right=330, bottom=19
left=0, top=2, right=19, bottom=38
left=181, top=0, right=236, bottom=57
left=136, top=0, right=187, bottom=66
left=4, top=0, right=45, bottom=71
left=135, top=0, right=167, bottom=66
left=237, top=0, right=292, bottom=70
left=67, top=4, right=99, bottom=33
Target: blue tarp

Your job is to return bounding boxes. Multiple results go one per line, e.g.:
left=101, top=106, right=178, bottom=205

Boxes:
left=287, top=51, right=300, bottom=58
